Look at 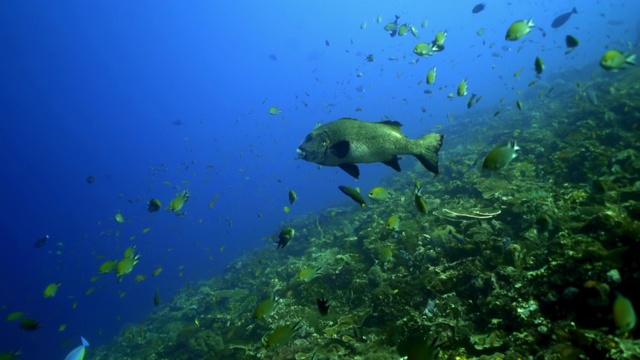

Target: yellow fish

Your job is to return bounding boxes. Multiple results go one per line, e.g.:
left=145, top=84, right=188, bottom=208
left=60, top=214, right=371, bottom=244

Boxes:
left=398, top=24, right=408, bottom=36
left=153, top=267, right=163, bottom=276
left=262, top=321, right=302, bottom=348
left=116, top=254, right=140, bottom=282
left=483, top=141, right=520, bottom=171
left=414, top=181, right=428, bottom=214
left=44, top=283, right=61, bottom=298
left=386, top=215, right=400, bottom=231
left=296, top=267, right=320, bottom=282
left=367, top=187, right=389, bottom=201
left=434, top=31, right=447, bottom=46
left=114, top=213, right=125, bottom=224
left=254, top=297, right=278, bottom=320
left=613, top=292, right=637, bottom=334
left=268, top=107, right=282, bottom=115
left=208, top=193, right=220, bottom=208
left=6, top=311, right=25, bottom=322
left=505, top=19, right=534, bottom=41
left=288, top=190, right=297, bottom=205
left=377, top=245, right=393, bottom=262
left=168, top=190, right=190, bottom=213
left=98, top=260, right=117, bottom=274
left=534, top=56, right=544, bottom=75
left=457, top=79, right=468, bottom=96
left=409, top=25, right=419, bottom=38
left=426, top=67, right=436, bottom=85
left=600, top=50, right=636, bottom=71
left=123, top=246, right=136, bottom=259
left=413, top=42, right=433, bottom=57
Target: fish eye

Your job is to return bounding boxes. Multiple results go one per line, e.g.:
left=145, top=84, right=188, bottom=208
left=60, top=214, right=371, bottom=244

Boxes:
left=305, top=134, right=313, bottom=141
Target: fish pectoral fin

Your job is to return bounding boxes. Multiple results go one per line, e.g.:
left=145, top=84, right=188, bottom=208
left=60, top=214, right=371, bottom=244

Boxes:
left=330, top=140, right=350, bottom=158
left=338, top=164, right=360, bottom=179
left=382, top=156, right=402, bottom=172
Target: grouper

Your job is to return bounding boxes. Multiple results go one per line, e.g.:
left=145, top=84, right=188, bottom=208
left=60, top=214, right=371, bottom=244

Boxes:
left=296, top=118, right=444, bottom=179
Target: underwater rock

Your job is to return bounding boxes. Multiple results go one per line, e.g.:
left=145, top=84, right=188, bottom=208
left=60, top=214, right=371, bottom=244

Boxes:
left=366, top=265, right=385, bottom=288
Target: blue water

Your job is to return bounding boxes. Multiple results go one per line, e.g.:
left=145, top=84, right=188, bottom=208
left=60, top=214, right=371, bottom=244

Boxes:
left=0, top=1, right=638, bottom=358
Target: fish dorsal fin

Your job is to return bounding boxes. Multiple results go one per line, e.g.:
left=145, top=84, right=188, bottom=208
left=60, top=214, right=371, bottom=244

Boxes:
left=378, top=121, right=404, bottom=135
left=330, top=140, right=350, bottom=158
left=378, top=120, right=402, bottom=128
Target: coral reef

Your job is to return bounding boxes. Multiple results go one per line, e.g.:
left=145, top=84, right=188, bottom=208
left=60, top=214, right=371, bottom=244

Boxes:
left=88, top=69, right=640, bottom=359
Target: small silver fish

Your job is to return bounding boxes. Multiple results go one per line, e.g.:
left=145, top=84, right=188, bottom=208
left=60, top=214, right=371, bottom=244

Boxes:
left=586, top=88, right=598, bottom=105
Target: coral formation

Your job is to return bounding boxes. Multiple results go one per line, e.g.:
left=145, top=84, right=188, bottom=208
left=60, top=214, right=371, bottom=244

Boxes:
left=89, top=67, right=640, bottom=360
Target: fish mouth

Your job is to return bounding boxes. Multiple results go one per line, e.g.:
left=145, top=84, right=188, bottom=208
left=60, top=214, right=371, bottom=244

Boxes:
left=296, top=148, right=306, bottom=159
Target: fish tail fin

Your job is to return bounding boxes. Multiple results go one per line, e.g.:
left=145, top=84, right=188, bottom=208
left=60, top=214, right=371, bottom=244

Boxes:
left=81, top=336, right=90, bottom=347
left=413, top=133, right=444, bottom=175
left=626, top=54, right=636, bottom=65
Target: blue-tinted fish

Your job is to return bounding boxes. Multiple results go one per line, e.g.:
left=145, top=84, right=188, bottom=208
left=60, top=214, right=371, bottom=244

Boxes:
left=565, top=35, right=579, bottom=49
left=383, top=15, right=401, bottom=37
left=338, top=186, right=366, bottom=208
left=64, top=337, right=89, bottom=360
left=277, top=228, right=295, bottom=249
left=33, top=234, right=49, bottom=248
left=471, top=3, right=485, bottom=14
left=585, top=88, right=598, bottom=106
left=551, top=7, right=577, bottom=29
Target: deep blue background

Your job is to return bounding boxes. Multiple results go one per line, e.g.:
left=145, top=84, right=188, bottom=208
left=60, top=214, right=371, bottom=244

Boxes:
left=1, top=1, right=638, bottom=358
